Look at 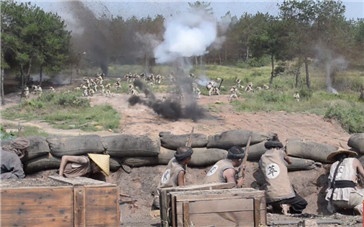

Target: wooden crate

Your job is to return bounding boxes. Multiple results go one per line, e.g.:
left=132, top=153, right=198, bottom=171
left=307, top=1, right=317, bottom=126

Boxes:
left=0, top=176, right=120, bottom=227
left=159, top=183, right=235, bottom=227
left=170, top=188, right=266, bottom=227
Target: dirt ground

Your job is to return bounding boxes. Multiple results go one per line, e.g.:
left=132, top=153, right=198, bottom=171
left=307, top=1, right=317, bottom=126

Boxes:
left=1, top=91, right=362, bottom=226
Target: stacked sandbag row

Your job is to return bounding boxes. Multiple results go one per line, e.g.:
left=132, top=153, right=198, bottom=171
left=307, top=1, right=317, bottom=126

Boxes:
left=159, top=130, right=364, bottom=171
left=160, top=130, right=276, bottom=168
left=20, top=134, right=160, bottom=174
left=13, top=131, right=364, bottom=174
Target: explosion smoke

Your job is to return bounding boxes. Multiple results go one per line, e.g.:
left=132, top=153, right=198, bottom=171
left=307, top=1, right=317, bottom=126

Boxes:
left=154, top=8, right=218, bottom=64
left=128, top=80, right=206, bottom=122
left=64, top=1, right=112, bottom=75
left=315, top=44, right=348, bottom=94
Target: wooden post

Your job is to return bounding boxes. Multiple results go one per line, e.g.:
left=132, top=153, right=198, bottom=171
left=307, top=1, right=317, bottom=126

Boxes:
left=74, top=186, right=86, bottom=227
left=182, top=202, right=190, bottom=227
left=253, top=198, right=261, bottom=227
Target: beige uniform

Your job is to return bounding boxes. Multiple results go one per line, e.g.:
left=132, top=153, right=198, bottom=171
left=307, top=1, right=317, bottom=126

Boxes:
left=203, top=159, right=236, bottom=184
left=63, top=156, right=92, bottom=178
left=326, top=158, right=364, bottom=214
left=158, top=157, right=185, bottom=188
left=260, top=149, right=295, bottom=203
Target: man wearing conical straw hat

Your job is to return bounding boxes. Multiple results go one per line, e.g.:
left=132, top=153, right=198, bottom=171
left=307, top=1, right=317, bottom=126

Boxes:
left=325, top=147, right=364, bottom=215
left=59, top=153, right=110, bottom=181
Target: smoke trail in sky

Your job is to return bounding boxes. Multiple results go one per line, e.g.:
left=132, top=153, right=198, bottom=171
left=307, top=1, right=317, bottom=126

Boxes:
left=154, top=8, right=218, bottom=64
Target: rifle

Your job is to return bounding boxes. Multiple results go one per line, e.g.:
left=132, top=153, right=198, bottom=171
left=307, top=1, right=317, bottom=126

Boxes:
left=185, top=127, right=194, bottom=147
left=238, top=135, right=252, bottom=178
left=218, top=78, right=224, bottom=90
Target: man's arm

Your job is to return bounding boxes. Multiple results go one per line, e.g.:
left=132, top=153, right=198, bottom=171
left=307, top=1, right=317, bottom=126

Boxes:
left=177, top=171, right=186, bottom=186
left=224, top=168, right=243, bottom=187
left=59, top=155, right=88, bottom=176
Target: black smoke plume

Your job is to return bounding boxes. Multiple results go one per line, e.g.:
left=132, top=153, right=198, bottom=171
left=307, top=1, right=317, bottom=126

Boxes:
left=128, top=79, right=205, bottom=122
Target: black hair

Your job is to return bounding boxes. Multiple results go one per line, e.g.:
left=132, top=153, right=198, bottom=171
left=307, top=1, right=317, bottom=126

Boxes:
left=175, top=146, right=193, bottom=162
left=227, top=146, right=245, bottom=159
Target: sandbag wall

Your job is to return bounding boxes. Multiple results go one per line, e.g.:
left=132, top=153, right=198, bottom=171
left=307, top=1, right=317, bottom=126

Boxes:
left=9, top=131, right=364, bottom=174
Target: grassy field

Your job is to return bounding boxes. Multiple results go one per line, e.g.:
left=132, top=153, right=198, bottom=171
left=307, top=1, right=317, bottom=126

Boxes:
left=1, top=63, right=363, bottom=139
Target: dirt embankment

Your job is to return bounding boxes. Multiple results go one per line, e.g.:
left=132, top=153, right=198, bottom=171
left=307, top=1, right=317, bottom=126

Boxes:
left=2, top=92, right=360, bottom=226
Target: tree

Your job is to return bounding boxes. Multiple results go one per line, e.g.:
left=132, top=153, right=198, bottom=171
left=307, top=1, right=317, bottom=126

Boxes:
left=278, top=0, right=349, bottom=89
left=1, top=1, right=71, bottom=90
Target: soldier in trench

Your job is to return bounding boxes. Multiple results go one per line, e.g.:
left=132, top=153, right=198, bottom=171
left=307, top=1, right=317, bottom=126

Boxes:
left=203, top=146, right=245, bottom=188
left=58, top=153, right=110, bottom=181
left=259, top=139, right=307, bottom=215
left=152, top=146, right=193, bottom=210
left=1, top=137, right=30, bottom=179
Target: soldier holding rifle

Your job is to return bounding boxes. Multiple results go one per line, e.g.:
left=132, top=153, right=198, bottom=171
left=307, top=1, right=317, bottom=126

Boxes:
left=203, top=136, right=251, bottom=188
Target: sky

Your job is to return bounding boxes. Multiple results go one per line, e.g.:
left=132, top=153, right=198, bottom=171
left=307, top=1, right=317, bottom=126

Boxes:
left=18, top=0, right=364, bottom=21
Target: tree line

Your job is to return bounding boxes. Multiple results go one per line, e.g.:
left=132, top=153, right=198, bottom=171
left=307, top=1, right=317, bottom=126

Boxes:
left=1, top=0, right=363, bottom=102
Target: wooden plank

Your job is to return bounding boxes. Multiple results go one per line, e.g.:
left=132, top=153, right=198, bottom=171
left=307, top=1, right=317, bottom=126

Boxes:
left=182, top=202, right=190, bottom=227
left=170, top=189, right=265, bottom=202
left=171, top=191, right=177, bottom=227
left=74, top=186, right=86, bottom=227
left=1, top=216, right=73, bottom=227
left=0, top=187, right=73, bottom=227
left=254, top=198, right=261, bottom=227
left=84, top=186, right=120, bottom=227
left=176, top=210, right=266, bottom=227
left=0, top=187, right=73, bottom=205
left=159, top=183, right=235, bottom=227
left=49, top=175, right=115, bottom=186
left=176, top=211, right=256, bottom=227
left=175, top=198, right=255, bottom=214
left=171, top=188, right=266, bottom=227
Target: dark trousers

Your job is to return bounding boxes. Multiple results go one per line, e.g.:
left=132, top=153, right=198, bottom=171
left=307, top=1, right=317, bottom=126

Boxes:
left=269, top=193, right=308, bottom=214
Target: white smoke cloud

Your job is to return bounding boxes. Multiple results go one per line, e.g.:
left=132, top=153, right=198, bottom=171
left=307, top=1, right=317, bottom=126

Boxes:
left=154, top=8, right=218, bottom=64
left=315, top=44, right=348, bottom=94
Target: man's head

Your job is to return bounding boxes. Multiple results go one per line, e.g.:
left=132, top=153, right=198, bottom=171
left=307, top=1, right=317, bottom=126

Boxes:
left=4, top=137, right=31, bottom=158
left=264, top=141, right=283, bottom=150
left=175, top=146, right=193, bottom=164
left=227, top=146, right=245, bottom=167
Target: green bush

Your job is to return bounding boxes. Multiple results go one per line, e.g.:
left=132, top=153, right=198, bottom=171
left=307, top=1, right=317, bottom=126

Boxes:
left=55, top=93, right=90, bottom=107
left=299, top=88, right=313, bottom=100
left=0, top=125, right=16, bottom=141
left=324, top=101, right=364, bottom=133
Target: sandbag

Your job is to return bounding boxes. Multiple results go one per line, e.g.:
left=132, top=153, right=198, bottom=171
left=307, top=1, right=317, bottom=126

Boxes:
left=287, top=157, right=321, bottom=171
left=157, top=147, right=227, bottom=167
left=22, top=136, right=50, bottom=162
left=348, top=133, right=364, bottom=153
left=158, top=147, right=175, bottom=165
left=24, top=155, right=61, bottom=174
left=159, top=131, right=208, bottom=149
left=247, top=141, right=268, bottom=161
left=47, top=135, right=105, bottom=157
left=103, top=134, right=160, bottom=157
left=110, top=158, right=121, bottom=171
left=206, top=130, right=275, bottom=149
left=122, top=157, right=159, bottom=167
left=286, top=139, right=336, bottom=163
left=189, top=148, right=227, bottom=167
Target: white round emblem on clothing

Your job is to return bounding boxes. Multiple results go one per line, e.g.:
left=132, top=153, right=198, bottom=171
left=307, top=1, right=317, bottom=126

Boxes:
left=206, top=164, right=218, bottom=176
left=161, top=169, right=171, bottom=184
left=265, top=163, right=280, bottom=179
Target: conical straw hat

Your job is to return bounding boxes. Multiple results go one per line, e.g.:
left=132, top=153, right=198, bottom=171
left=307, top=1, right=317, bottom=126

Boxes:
left=327, top=147, right=357, bottom=162
left=88, top=153, right=110, bottom=176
